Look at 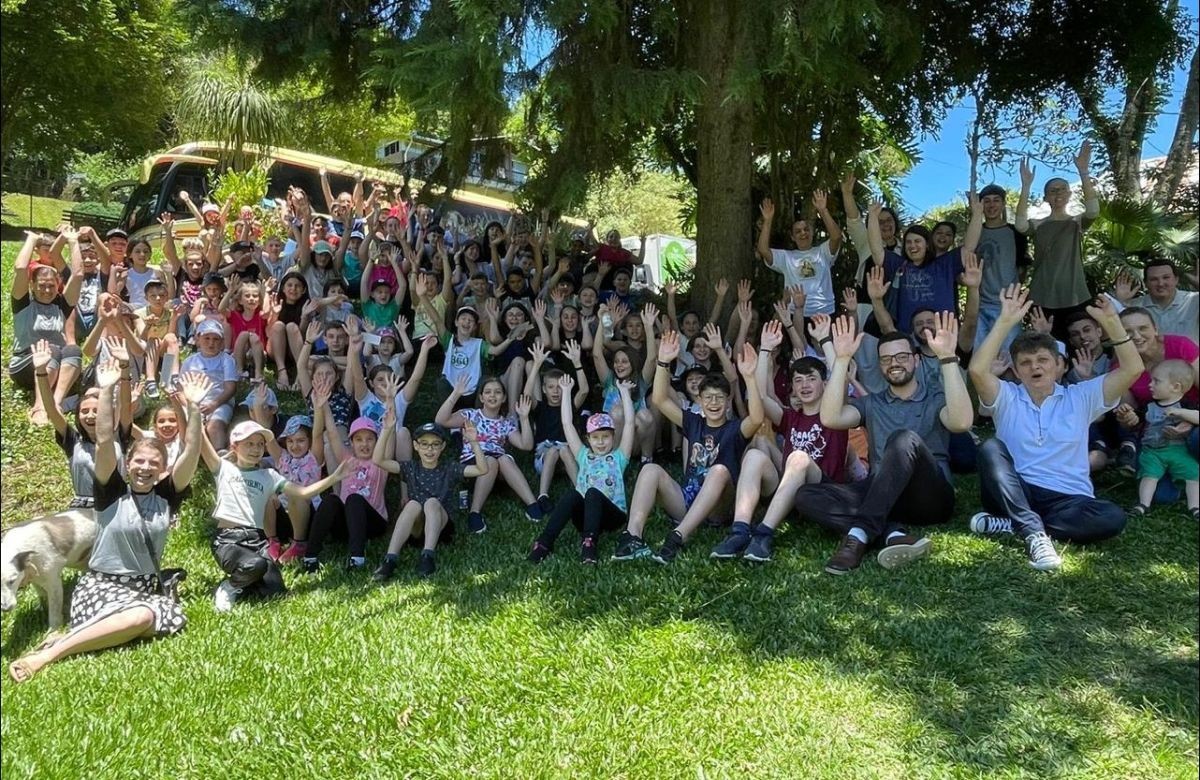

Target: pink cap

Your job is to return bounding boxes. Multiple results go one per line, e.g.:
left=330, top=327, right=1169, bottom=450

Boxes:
left=586, top=413, right=615, bottom=434
left=348, top=416, right=379, bottom=438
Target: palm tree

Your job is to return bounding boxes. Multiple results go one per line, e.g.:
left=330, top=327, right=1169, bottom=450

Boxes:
left=1085, top=196, right=1199, bottom=283
left=174, top=62, right=285, bottom=171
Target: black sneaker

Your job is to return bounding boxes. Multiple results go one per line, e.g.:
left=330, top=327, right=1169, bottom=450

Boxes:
left=652, top=531, right=684, bottom=564
left=528, top=541, right=552, bottom=564
left=301, top=557, right=321, bottom=574
left=467, top=512, right=487, bottom=534
left=711, top=530, right=751, bottom=559
left=346, top=557, right=367, bottom=572
left=417, top=551, right=436, bottom=577
left=524, top=503, right=544, bottom=523
left=611, top=531, right=651, bottom=561
left=1115, top=443, right=1137, bottom=476
left=372, top=557, right=398, bottom=582
left=580, top=536, right=599, bottom=564
left=744, top=533, right=774, bottom=563
left=537, top=494, right=553, bottom=516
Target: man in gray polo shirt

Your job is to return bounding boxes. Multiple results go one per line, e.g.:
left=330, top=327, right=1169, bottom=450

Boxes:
left=796, top=314, right=975, bottom=575
left=1114, top=259, right=1199, bottom=343
left=967, top=286, right=1144, bottom=570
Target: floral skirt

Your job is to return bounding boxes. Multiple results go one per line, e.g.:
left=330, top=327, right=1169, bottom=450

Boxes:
left=69, top=570, right=186, bottom=637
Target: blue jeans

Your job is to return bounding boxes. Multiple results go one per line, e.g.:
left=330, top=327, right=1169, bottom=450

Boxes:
left=1154, top=427, right=1200, bottom=504
left=974, top=303, right=1020, bottom=353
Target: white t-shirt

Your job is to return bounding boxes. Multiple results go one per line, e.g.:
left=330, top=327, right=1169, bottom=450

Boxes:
left=212, top=459, right=287, bottom=529
left=181, top=351, right=238, bottom=405
left=125, top=266, right=159, bottom=308
left=767, top=242, right=836, bottom=315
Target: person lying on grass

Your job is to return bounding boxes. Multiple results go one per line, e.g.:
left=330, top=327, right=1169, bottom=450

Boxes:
left=613, top=331, right=764, bottom=564
left=199, top=410, right=352, bottom=612
left=711, top=321, right=853, bottom=563
left=528, top=373, right=636, bottom=564
left=8, top=369, right=209, bottom=684
left=435, top=373, right=543, bottom=533
left=373, top=418, right=489, bottom=581
left=968, top=287, right=1146, bottom=569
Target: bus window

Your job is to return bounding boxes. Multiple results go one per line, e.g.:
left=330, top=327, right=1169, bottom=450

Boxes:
left=265, top=162, right=356, bottom=211
left=168, top=164, right=210, bottom=214
left=121, top=165, right=169, bottom=234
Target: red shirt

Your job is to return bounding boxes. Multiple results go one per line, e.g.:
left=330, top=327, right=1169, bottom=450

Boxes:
left=778, top=407, right=849, bottom=483
left=594, top=244, right=635, bottom=268
left=1117, top=335, right=1199, bottom=407
left=229, top=309, right=268, bottom=345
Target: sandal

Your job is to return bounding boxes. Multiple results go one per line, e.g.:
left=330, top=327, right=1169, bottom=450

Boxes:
left=143, top=379, right=160, bottom=399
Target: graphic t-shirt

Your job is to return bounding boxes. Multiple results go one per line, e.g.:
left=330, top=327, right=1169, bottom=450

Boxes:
left=767, top=242, right=837, bottom=315
left=458, top=409, right=517, bottom=461
left=212, top=460, right=287, bottom=529
left=338, top=457, right=388, bottom=518
left=399, top=460, right=465, bottom=507
left=777, top=407, right=849, bottom=483
left=680, top=410, right=746, bottom=482
left=881, top=249, right=964, bottom=332
left=574, top=448, right=630, bottom=511
left=277, top=451, right=323, bottom=510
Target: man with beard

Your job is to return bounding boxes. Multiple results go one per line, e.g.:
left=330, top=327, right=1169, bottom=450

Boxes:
left=967, top=287, right=1142, bottom=570
left=794, top=313, right=974, bottom=575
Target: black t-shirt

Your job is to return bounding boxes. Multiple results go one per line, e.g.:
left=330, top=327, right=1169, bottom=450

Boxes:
left=681, top=410, right=746, bottom=481
left=531, top=400, right=573, bottom=444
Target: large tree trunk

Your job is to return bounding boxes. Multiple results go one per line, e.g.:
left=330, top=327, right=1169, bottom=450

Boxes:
left=687, top=0, right=757, bottom=316
left=1152, top=45, right=1199, bottom=205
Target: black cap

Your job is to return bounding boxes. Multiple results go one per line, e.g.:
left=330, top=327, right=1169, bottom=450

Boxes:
left=229, top=240, right=255, bottom=253
left=202, top=271, right=227, bottom=289
left=413, top=422, right=450, bottom=442
left=105, top=228, right=129, bottom=240
left=978, top=184, right=1006, bottom=199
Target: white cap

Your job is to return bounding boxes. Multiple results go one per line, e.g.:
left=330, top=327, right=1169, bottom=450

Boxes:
left=229, top=420, right=272, bottom=445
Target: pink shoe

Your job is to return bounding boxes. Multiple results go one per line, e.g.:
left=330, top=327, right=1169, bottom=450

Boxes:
left=266, top=538, right=284, bottom=562
left=277, top=541, right=307, bottom=565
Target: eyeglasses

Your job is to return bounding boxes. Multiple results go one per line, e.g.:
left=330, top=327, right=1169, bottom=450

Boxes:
left=700, top=393, right=727, bottom=403
left=879, top=353, right=915, bottom=366
left=414, top=440, right=444, bottom=450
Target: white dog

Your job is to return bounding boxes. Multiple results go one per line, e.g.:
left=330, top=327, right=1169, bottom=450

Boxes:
left=1, top=511, right=97, bottom=629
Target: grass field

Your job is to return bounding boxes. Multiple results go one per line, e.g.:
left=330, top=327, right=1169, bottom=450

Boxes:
left=1, top=193, right=78, bottom=233
left=0, top=240, right=1197, bottom=779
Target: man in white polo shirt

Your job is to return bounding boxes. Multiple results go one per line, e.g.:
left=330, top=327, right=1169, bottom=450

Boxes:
left=1114, top=258, right=1199, bottom=343
left=966, top=285, right=1145, bottom=570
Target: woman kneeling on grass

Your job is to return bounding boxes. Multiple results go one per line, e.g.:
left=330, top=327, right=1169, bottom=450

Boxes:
left=8, top=369, right=211, bottom=683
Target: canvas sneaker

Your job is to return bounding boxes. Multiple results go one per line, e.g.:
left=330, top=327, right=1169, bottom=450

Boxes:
left=876, top=534, right=932, bottom=570
left=1025, top=531, right=1062, bottom=571
left=278, top=541, right=307, bottom=565
left=213, top=580, right=240, bottom=613
left=969, top=512, right=1013, bottom=536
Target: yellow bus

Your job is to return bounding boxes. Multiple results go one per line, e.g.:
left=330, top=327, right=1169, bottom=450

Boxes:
left=118, top=142, right=529, bottom=244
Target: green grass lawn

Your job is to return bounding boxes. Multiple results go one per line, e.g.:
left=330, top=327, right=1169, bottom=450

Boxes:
left=1, top=192, right=78, bottom=233
left=1, top=240, right=1197, bottom=779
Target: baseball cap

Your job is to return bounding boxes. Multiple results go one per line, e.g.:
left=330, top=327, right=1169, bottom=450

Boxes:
left=456, top=305, right=479, bottom=321
left=350, top=230, right=365, bottom=241
left=312, top=240, right=334, bottom=255
left=105, top=228, right=129, bottom=240
left=142, top=277, right=167, bottom=293
left=202, top=271, right=227, bottom=288
left=279, top=415, right=313, bottom=439
left=376, top=327, right=398, bottom=342
left=978, top=183, right=1006, bottom=199
left=571, top=229, right=587, bottom=242
left=230, top=420, right=272, bottom=445
left=229, top=240, right=255, bottom=253
left=413, top=422, right=450, bottom=442
left=349, top=417, right=379, bottom=438
left=586, top=413, right=615, bottom=434
left=195, top=319, right=224, bottom=338
left=201, top=202, right=220, bottom=215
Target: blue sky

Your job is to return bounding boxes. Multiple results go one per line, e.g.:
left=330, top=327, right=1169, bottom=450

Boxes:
left=900, top=0, right=1198, bottom=214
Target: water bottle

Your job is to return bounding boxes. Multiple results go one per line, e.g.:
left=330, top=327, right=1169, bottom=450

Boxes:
left=458, top=489, right=469, bottom=510
left=601, top=311, right=614, bottom=339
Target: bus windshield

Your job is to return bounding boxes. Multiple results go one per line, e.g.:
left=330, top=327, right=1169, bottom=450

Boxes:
left=120, top=161, right=213, bottom=235
left=120, top=165, right=170, bottom=234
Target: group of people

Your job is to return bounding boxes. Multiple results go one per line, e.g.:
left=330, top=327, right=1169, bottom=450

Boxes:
left=6, top=144, right=1199, bottom=683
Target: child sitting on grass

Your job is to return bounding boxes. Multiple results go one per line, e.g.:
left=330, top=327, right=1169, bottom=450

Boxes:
left=528, top=374, right=636, bottom=564
left=373, top=418, right=489, bottom=581
left=179, top=319, right=239, bottom=451
left=613, top=332, right=764, bottom=564
left=523, top=340, right=590, bottom=512
left=1121, top=359, right=1199, bottom=520
left=435, top=374, right=543, bottom=533
left=199, top=419, right=350, bottom=612
left=220, top=277, right=270, bottom=382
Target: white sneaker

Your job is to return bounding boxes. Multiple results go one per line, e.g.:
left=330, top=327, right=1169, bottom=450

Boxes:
left=969, top=512, right=1013, bottom=536
left=213, top=580, right=241, bottom=613
left=1025, top=532, right=1062, bottom=571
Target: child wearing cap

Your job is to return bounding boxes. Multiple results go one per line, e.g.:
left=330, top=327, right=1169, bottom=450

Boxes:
left=303, top=409, right=397, bottom=573
left=199, top=418, right=351, bottom=612
left=297, top=238, right=342, bottom=305
left=528, top=374, right=636, bottom=564
left=365, top=321, right=415, bottom=378
left=426, top=298, right=488, bottom=408
left=360, top=248, right=406, bottom=328
left=373, top=418, right=489, bottom=580
left=523, top=341, right=590, bottom=512
left=180, top=319, right=240, bottom=450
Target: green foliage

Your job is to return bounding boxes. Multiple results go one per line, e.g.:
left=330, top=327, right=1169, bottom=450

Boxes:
left=1084, top=196, right=1199, bottom=279
left=0, top=0, right=184, bottom=175
left=66, top=151, right=139, bottom=204
left=175, top=62, right=286, bottom=171
left=211, top=163, right=278, bottom=243
left=582, top=168, right=691, bottom=238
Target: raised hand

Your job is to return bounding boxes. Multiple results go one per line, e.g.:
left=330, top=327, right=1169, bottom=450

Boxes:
left=462, top=419, right=479, bottom=443
left=772, top=299, right=793, bottom=327
left=1113, top=270, right=1141, bottom=302
left=842, top=287, right=858, bottom=312
left=94, top=358, right=122, bottom=389
left=759, top=198, right=776, bottom=223
left=1028, top=306, right=1054, bottom=335
left=304, top=320, right=322, bottom=345
left=714, top=278, right=730, bottom=298
left=736, top=300, right=752, bottom=327
left=959, top=250, right=983, bottom=289
left=867, top=199, right=883, bottom=219
left=790, top=284, right=807, bottom=313
left=564, top=339, right=582, bottom=366
left=1072, top=347, right=1095, bottom=379
left=610, top=300, right=630, bottom=326
left=557, top=373, right=576, bottom=393
left=641, top=302, right=660, bottom=327
left=841, top=173, right=856, bottom=193
left=760, top=320, right=784, bottom=351
left=924, top=311, right=960, bottom=359
left=178, top=371, right=214, bottom=405
left=420, top=333, right=437, bottom=352
left=736, top=342, right=757, bottom=377
left=616, top=378, right=636, bottom=396
left=550, top=287, right=566, bottom=307
left=514, top=394, right=533, bottom=418
left=382, top=373, right=402, bottom=402
left=997, top=284, right=1032, bottom=325
left=658, top=330, right=681, bottom=363
left=664, top=280, right=678, bottom=296
left=31, top=340, right=53, bottom=371
left=812, top=189, right=828, bottom=212
left=532, top=298, right=547, bottom=322
left=736, top=278, right=753, bottom=304
left=530, top=340, right=549, bottom=366
left=967, top=189, right=981, bottom=216
left=311, top=375, right=332, bottom=409
left=484, top=297, right=499, bottom=320
left=1074, top=140, right=1092, bottom=173
left=702, top=322, right=722, bottom=348
left=807, top=313, right=832, bottom=345
left=452, top=372, right=471, bottom=397
left=990, top=352, right=1012, bottom=378
left=1019, top=157, right=1036, bottom=189
left=103, top=335, right=130, bottom=364
left=395, top=314, right=410, bottom=334
left=830, top=315, right=863, bottom=359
